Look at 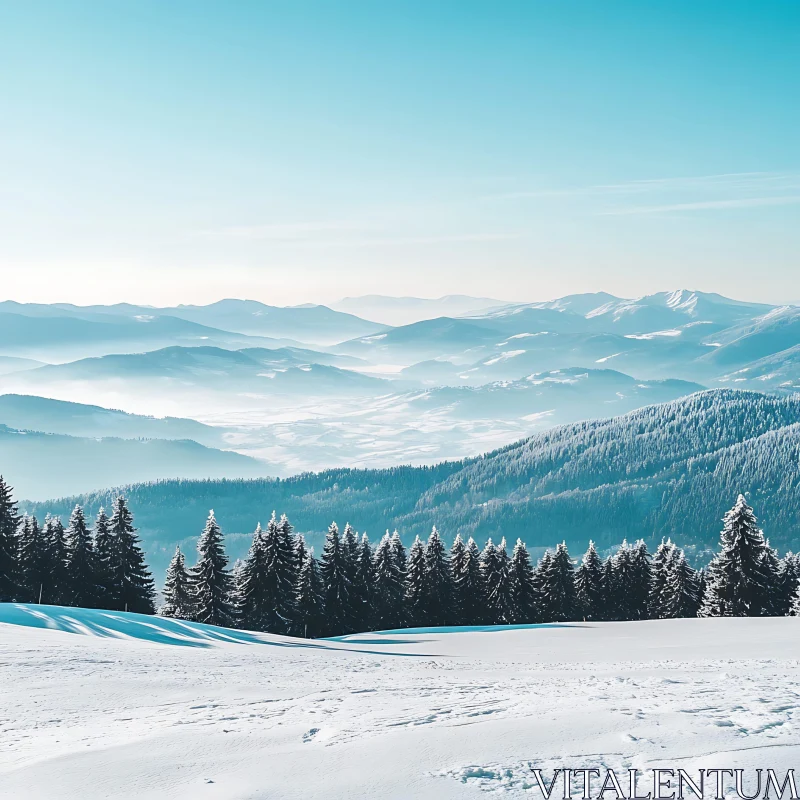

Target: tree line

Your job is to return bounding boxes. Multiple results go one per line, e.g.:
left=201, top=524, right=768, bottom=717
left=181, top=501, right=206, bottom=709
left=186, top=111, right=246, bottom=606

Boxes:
left=1, top=474, right=798, bottom=636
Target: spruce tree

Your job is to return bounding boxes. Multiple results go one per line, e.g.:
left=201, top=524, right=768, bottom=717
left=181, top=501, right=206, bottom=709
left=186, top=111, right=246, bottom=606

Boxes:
left=480, top=538, right=501, bottom=624
left=629, top=540, right=653, bottom=620
left=320, top=522, right=351, bottom=635
left=661, top=550, right=701, bottom=618
left=701, top=495, right=774, bottom=617
left=543, top=542, right=579, bottom=622
left=373, top=533, right=405, bottom=630
left=575, top=540, right=603, bottom=621
left=389, top=530, right=407, bottom=579
left=0, top=476, right=20, bottom=602
left=760, top=540, right=783, bottom=617
left=296, top=548, right=326, bottom=638
left=450, top=535, right=472, bottom=624
left=65, top=505, right=98, bottom=608
left=485, top=538, right=514, bottom=624
left=649, top=539, right=675, bottom=619
left=351, top=533, right=374, bottom=632
left=424, top=526, right=453, bottom=626
left=236, top=523, right=268, bottom=630
left=599, top=556, right=616, bottom=621
left=608, top=541, right=637, bottom=621
left=509, top=539, right=537, bottom=623
left=460, top=537, right=487, bottom=625
left=159, top=547, right=196, bottom=620
left=108, top=496, right=155, bottom=614
left=404, top=536, right=427, bottom=627
left=777, top=553, right=800, bottom=617
left=193, top=510, right=235, bottom=627
left=93, top=507, right=114, bottom=607
left=256, top=512, right=299, bottom=633
left=533, top=550, right=554, bottom=622
left=17, top=515, right=46, bottom=603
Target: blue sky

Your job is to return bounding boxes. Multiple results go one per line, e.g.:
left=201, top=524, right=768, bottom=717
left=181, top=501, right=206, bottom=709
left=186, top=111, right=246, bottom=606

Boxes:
left=1, top=1, right=798, bottom=305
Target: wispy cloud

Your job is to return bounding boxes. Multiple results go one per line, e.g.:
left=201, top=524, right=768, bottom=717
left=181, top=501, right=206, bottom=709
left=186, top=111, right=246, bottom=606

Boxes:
left=493, top=171, right=800, bottom=200
left=601, top=194, right=800, bottom=215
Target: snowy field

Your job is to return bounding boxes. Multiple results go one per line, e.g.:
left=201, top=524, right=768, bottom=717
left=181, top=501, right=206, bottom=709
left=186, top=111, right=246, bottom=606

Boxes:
left=1, top=605, right=800, bottom=799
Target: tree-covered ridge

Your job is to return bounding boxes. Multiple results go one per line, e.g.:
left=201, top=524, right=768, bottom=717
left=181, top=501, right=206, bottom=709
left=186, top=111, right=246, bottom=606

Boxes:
left=22, top=390, right=800, bottom=571
left=5, top=474, right=800, bottom=636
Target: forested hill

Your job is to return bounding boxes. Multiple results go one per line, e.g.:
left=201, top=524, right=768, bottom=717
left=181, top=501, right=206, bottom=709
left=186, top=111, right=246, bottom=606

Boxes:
left=24, top=389, right=800, bottom=572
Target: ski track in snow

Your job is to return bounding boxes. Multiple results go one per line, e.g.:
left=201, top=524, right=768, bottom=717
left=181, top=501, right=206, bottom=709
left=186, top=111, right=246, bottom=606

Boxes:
left=1, top=606, right=800, bottom=799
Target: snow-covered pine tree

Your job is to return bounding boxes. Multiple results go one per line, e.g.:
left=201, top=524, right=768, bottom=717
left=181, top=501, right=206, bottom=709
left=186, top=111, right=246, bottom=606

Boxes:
left=251, top=512, right=299, bottom=633
left=701, top=495, right=774, bottom=617
left=462, top=537, right=487, bottom=625
left=390, top=530, right=407, bottom=577
left=660, top=549, right=701, bottom=618
left=509, top=539, right=537, bottom=623
left=760, top=539, right=784, bottom=617
left=351, top=533, right=374, bottom=632
left=64, top=505, right=98, bottom=608
left=0, top=476, right=20, bottom=602
left=159, top=546, right=196, bottom=620
left=599, top=555, right=616, bottom=621
left=424, top=526, right=453, bottom=626
left=544, top=542, right=578, bottom=622
left=235, top=522, right=270, bottom=631
left=628, top=540, right=653, bottom=620
left=373, top=533, right=405, bottom=630
left=533, top=550, right=554, bottom=621
left=575, top=540, right=603, bottom=621
left=296, top=547, right=326, bottom=638
left=48, top=516, right=70, bottom=606
left=404, top=536, right=428, bottom=627
left=17, top=515, right=46, bottom=603
left=480, top=538, right=501, bottom=623
left=320, top=522, right=351, bottom=635
left=450, top=534, right=468, bottom=623
left=192, top=510, right=235, bottom=627
left=108, top=496, right=155, bottom=614
left=792, top=584, right=800, bottom=617
left=486, top=537, right=514, bottom=624
left=649, top=538, right=675, bottom=619
left=778, top=553, right=800, bottom=617
left=92, top=506, right=114, bottom=606
left=295, top=533, right=308, bottom=575
left=607, top=540, right=637, bottom=621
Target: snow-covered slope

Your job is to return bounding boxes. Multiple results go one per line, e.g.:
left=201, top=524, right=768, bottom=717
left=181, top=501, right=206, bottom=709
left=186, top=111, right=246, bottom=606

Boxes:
left=1, top=604, right=799, bottom=799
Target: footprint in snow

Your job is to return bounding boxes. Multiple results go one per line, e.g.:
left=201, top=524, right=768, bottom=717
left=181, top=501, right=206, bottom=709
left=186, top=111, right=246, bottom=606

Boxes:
left=303, top=727, right=320, bottom=742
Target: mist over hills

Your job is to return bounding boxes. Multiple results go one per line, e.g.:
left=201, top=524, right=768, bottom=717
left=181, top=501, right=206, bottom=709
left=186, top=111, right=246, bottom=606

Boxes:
left=25, top=390, right=800, bottom=578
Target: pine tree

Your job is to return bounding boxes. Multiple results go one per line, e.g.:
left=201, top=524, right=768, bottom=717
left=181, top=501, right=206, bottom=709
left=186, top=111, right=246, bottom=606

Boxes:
left=543, top=542, right=579, bottom=622
left=509, top=539, right=537, bottom=623
left=0, top=476, right=20, bottom=602
left=760, top=540, right=783, bottom=617
left=533, top=550, right=554, bottom=622
left=252, top=512, right=299, bottom=633
left=424, top=526, right=453, bottom=626
left=320, top=522, right=351, bottom=635
left=629, top=540, right=653, bottom=620
left=93, top=507, right=114, bottom=607
left=64, top=505, right=98, bottom=608
left=649, top=539, right=675, bottom=619
left=575, top=540, right=603, bottom=621
left=17, top=515, right=46, bottom=603
left=351, top=533, right=374, bottom=632
left=296, top=548, right=326, bottom=638
left=661, top=549, right=701, bottom=618
left=192, top=510, right=235, bottom=627
left=484, top=538, right=514, bottom=624
left=791, top=584, right=800, bottom=617
left=458, top=536, right=486, bottom=625
left=373, top=533, right=405, bottom=630
left=39, top=515, right=68, bottom=605
left=480, top=538, right=501, bottom=623
left=404, top=536, right=428, bottom=627
left=159, top=546, right=196, bottom=620
left=701, top=495, right=774, bottom=617
left=778, top=553, right=800, bottom=617
left=108, top=496, right=155, bottom=614
left=599, top=556, right=616, bottom=621
left=608, top=541, right=638, bottom=621
left=390, top=530, right=407, bottom=578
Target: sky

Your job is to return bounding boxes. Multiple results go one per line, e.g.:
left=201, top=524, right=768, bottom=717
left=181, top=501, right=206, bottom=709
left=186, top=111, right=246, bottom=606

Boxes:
left=1, top=0, right=798, bottom=306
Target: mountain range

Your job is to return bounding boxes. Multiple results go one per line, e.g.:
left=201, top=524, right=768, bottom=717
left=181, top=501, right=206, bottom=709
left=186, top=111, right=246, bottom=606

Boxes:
left=2, top=289, right=799, bottom=501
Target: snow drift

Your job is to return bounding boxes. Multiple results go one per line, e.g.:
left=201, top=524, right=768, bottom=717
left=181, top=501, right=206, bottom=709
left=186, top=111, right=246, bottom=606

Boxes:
left=1, top=604, right=799, bottom=799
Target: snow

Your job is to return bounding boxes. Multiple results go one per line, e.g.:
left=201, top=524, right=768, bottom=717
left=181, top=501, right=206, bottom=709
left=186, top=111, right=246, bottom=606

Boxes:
left=624, top=329, right=683, bottom=340
left=3, top=605, right=800, bottom=799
